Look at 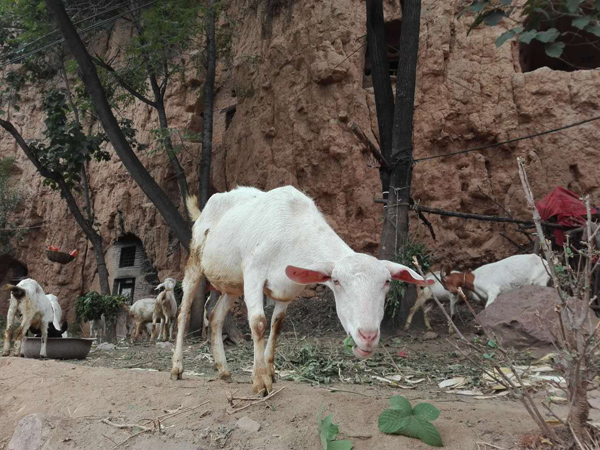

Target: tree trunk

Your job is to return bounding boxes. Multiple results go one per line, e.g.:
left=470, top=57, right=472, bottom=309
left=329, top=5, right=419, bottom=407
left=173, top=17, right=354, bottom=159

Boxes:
left=378, top=0, right=422, bottom=326
left=188, top=278, right=206, bottom=336
left=379, top=0, right=422, bottom=262
left=366, top=0, right=395, bottom=194
left=45, top=0, right=192, bottom=250
left=155, top=96, right=189, bottom=214
left=199, top=0, right=217, bottom=209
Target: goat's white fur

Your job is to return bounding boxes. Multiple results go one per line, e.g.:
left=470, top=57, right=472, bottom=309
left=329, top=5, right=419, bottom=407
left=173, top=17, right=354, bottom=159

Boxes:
left=129, top=297, right=157, bottom=342
left=171, top=186, right=429, bottom=392
left=151, top=278, right=178, bottom=341
left=2, top=279, right=61, bottom=358
left=406, top=271, right=459, bottom=333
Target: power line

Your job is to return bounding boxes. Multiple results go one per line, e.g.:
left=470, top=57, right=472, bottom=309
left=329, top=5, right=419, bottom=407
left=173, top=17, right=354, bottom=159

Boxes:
left=413, top=114, right=600, bottom=163
left=0, top=0, right=159, bottom=69
left=8, top=0, right=131, bottom=56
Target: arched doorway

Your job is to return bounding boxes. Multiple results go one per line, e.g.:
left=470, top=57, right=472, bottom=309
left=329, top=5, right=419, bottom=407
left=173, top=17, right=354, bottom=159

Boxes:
left=0, top=256, right=28, bottom=315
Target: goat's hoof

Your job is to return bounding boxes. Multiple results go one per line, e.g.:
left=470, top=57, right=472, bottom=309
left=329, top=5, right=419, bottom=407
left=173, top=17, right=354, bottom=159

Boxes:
left=218, top=371, right=232, bottom=382
left=170, top=366, right=183, bottom=381
left=1, top=351, right=9, bottom=357
left=252, top=370, right=273, bottom=395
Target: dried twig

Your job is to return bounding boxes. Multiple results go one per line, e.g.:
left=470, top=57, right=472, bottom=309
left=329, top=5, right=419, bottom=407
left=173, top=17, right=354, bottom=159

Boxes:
left=226, top=386, right=286, bottom=414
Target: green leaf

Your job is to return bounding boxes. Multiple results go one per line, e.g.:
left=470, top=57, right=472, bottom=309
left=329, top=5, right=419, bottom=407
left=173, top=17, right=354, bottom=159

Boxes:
left=500, top=0, right=513, bottom=4
left=483, top=9, right=506, bottom=26
left=413, top=403, right=441, bottom=421
left=518, top=30, right=537, bottom=44
left=585, top=24, right=600, bottom=37
left=378, top=409, right=406, bottom=434
left=327, top=440, right=353, bottom=450
left=487, top=339, right=497, bottom=348
left=389, top=396, right=413, bottom=415
left=566, top=0, right=584, bottom=13
left=495, top=30, right=515, bottom=47
left=397, top=416, right=421, bottom=439
left=535, top=28, right=560, bottom=43
left=545, top=42, right=565, bottom=58
left=416, top=418, right=444, bottom=447
left=572, top=16, right=592, bottom=30
left=470, top=0, right=489, bottom=13
left=13, top=104, right=20, bottom=112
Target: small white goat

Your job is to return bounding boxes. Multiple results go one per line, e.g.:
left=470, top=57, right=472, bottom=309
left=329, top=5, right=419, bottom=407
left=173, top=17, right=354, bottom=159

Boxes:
left=171, top=186, right=430, bottom=393
left=151, top=278, right=178, bottom=341
left=90, top=315, right=106, bottom=343
left=2, top=279, right=62, bottom=358
left=129, top=297, right=157, bottom=342
left=442, top=254, right=551, bottom=308
left=405, top=271, right=459, bottom=332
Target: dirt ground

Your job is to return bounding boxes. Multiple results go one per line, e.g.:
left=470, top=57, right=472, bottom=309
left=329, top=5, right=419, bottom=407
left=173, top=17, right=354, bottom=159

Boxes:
left=0, top=300, right=577, bottom=449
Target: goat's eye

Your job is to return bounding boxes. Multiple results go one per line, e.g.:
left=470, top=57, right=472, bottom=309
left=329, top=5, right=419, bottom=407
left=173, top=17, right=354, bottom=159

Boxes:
left=385, top=280, right=391, bottom=287
left=333, top=279, right=340, bottom=286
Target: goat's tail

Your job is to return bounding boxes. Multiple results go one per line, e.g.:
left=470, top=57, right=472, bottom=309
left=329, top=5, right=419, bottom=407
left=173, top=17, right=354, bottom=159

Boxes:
left=186, top=195, right=202, bottom=222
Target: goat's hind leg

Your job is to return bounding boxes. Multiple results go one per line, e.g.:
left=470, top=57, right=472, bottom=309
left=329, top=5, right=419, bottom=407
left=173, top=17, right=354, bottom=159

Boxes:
left=210, top=293, right=237, bottom=381
left=264, top=300, right=288, bottom=383
left=40, top=321, right=49, bottom=358
left=2, top=303, right=17, bottom=356
left=245, top=280, right=271, bottom=394
left=171, top=260, right=203, bottom=381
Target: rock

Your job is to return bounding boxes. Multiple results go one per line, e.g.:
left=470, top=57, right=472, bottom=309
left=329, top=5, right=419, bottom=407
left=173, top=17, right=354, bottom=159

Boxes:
left=422, top=331, right=439, bottom=340
left=477, top=286, right=598, bottom=349
left=94, top=343, right=116, bottom=351
left=156, top=341, right=174, bottom=350
left=8, top=413, right=45, bottom=450
left=236, top=416, right=261, bottom=433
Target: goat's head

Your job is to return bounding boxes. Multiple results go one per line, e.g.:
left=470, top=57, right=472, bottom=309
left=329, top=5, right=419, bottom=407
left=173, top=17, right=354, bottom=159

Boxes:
left=3, top=284, right=26, bottom=300
left=441, top=271, right=470, bottom=294
left=156, top=277, right=177, bottom=292
left=285, top=254, right=432, bottom=359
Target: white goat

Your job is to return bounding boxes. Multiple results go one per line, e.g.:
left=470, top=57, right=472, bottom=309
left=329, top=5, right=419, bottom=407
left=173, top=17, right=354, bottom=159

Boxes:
left=129, top=297, right=157, bottom=342
left=442, top=254, right=551, bottom=308
left=405, top=271, right=459, bottom=332
left=171, top=186, right=431, bottom=393
left=90, top=315, right=106, bottom=343
left=2, top=279, right=61, bottom=357
left=151, top=278, right=178, bottom=341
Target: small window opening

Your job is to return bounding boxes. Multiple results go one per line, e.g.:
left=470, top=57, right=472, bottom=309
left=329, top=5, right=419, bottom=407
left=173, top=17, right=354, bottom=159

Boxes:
left=119, top=246, right=136, bottom=268
left=114, top=278, right=135, bottom=301
left=363, top=19, right=402, bottom=88
left=519, top=16, right=600, bottom=72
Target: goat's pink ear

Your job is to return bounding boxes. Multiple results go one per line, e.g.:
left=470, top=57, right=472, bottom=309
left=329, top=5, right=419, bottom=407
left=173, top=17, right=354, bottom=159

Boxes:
left=285, top=266, right=331, bottom=284
left=382, top=261, right=434, bottom=287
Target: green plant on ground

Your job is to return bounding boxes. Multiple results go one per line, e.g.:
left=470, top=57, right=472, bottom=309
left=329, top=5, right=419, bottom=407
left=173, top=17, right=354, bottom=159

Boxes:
left=385, top=238, right=432, bottom=320
left=378, top=395, right=443, bottom=447
left=317, top=409, right=353, bottom=450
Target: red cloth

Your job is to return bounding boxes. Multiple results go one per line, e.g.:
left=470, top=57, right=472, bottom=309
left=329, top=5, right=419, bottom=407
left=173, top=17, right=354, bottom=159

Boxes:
left=535, top=187, right=599, bottom=245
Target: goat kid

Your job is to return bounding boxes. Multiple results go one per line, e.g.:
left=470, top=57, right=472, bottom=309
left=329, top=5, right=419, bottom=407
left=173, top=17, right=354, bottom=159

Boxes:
left=3, top=279, right=62, bottom=358
left=129, top=297, right=157, bottom=342
left=151, top=278, right=178, bottom=341
left=441, top=254, right=551, bottom=308
left=172, top=186, right=432, bottom=393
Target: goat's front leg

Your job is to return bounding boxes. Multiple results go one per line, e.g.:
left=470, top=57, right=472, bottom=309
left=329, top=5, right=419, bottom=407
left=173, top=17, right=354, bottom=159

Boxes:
left=484, top=287, right=500, bottom=308
left=150, top=313, right=159, bottom=341
left=171, top=261, right=203, bottom=381
left=40, top=321, right=49, bottom=358
left=210, top=294, right=236, bottom=381
left=264, top=300, right=288, bottom=383
left=13, top=316, right=32, bottom=357
left=245, top=282, right=271, bottom=394
left=2, top=302, right=17, bottom=356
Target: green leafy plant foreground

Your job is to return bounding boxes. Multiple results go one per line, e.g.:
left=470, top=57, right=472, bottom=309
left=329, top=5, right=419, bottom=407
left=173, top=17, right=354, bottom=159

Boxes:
left=75, top=292, right=127, bottom=325
left=318, top=411, right=353, bottom=450
left=378, top=395, right=443, bottom=447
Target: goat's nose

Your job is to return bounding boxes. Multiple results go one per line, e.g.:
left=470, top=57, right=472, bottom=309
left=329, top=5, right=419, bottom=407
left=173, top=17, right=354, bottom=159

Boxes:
left=357, top=328, right=379, bottom=345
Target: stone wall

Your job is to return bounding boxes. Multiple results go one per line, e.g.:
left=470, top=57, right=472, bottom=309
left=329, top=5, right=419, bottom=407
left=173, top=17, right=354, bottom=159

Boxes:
left=2, top=0, right=599, bottom=321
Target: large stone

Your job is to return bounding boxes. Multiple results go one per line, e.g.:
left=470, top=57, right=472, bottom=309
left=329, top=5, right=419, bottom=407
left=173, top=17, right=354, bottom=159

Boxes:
left=236, top=416, right=261, bottom=433
left=8, top=413, right=46, bottom=450
left=477, top=286, right=597, bottom=349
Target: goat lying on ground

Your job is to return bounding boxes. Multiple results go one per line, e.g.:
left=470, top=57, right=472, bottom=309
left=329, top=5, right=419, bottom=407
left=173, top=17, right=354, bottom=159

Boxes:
left=129, top=297, right=157, bottom=342
left=151, top=278, right=178, bottom=341
left=3, top=279, right=62, bottom=357
left=172, top=186, right=431, bottom=393
left=441, top=254, right=551, bottom=308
